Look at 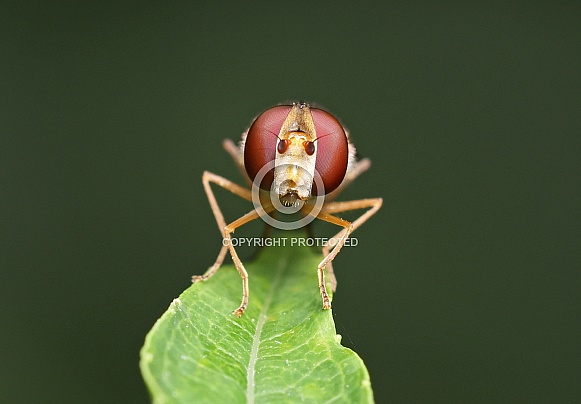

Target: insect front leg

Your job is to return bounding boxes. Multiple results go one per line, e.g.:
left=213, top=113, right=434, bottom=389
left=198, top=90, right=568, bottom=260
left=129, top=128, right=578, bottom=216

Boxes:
left=196, top=171, right=266, bottom=316
left=221, top=209, right=264, bottom=317
left=314, top=197, right=383, bottom=309
left=308, top=212, right=352, bottom=310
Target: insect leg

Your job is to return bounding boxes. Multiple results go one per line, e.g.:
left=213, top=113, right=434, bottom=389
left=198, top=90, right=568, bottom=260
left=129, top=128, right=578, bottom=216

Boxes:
left=198, top=171, right=270, bottom=316
left=313, top=197, right=383, bottom=308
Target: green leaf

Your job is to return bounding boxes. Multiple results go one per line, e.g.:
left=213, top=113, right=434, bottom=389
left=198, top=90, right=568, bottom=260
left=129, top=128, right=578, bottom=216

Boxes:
left=140, top=237, right=374, bottom=403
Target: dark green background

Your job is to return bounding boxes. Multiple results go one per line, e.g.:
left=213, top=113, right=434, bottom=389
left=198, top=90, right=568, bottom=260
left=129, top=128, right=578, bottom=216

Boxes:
left=2, top=2, right=580, bottom=402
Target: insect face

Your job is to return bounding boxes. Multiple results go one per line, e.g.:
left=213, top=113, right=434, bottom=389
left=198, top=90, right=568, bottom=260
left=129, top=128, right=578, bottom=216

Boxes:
left=244, top=103, right=350, bottom=207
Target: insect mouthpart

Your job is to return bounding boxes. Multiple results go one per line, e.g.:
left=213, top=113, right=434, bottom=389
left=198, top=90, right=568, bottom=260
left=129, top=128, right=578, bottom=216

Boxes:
left=279, top=191, right=300, bottom=207
left=274, top=162, right=313, bottom=206
left=277, top=178, right=308, bottom=207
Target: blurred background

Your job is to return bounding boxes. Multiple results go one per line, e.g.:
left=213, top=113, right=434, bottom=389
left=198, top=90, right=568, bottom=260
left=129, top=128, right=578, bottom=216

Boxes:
left=2, top=2, right=580, bottom=402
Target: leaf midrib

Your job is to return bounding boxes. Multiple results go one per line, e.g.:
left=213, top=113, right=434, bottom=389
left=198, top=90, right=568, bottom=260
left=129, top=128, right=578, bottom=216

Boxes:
left=246, top=256, right=288, bottom=403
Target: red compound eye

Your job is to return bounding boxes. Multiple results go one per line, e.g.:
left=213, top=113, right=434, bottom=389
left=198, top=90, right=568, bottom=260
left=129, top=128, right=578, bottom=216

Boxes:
left=244, top=105, right=292, bottom=190
left=310, top=108, right=348, bottom=195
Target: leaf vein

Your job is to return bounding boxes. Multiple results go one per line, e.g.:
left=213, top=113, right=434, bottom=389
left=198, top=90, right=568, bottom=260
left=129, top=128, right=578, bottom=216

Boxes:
left=245, top=257, right=288, bottom=404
